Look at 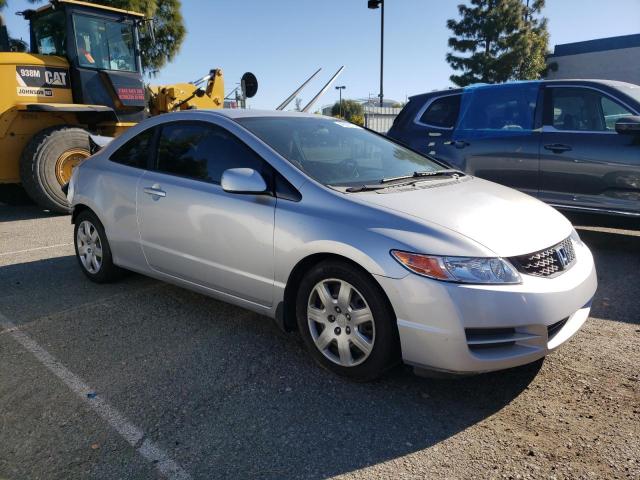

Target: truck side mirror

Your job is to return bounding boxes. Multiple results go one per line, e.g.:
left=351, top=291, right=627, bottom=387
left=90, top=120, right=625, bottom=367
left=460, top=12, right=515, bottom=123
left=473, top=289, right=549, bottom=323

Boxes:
left=615, top=116, right=640, bottom=135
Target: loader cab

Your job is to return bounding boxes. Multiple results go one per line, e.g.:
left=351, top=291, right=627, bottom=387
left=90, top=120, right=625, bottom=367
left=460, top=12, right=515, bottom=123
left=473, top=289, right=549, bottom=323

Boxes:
left=27, top=0, right=146, bottom=122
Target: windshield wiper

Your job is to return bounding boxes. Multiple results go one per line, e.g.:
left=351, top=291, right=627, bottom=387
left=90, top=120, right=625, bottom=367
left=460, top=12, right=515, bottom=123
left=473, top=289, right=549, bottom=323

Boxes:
left=344, top=169, right=464, bottom=193
left=344, top=184, right=387, bottom=193
left=381, top=169, right=463, bottom=183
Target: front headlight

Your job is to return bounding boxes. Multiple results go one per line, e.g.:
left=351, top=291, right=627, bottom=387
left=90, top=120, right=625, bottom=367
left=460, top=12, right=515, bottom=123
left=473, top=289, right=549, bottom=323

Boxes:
left=391, top=250, right=521, bottom=284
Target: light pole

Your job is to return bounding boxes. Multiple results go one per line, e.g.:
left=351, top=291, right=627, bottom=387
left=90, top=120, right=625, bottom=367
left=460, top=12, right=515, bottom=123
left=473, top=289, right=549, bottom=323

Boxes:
left=368, top=0, right=384, bottom=107
left=335, top=85, right=346, bottom=117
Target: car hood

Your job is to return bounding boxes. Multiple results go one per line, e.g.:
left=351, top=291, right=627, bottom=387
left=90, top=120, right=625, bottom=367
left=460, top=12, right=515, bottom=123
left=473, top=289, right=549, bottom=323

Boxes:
left=356, top=176, right=572, bottom=257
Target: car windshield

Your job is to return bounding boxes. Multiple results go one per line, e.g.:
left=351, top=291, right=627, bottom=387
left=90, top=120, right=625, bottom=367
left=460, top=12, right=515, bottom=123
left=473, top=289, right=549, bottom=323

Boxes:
left=237, top=116, right=445, bottom=187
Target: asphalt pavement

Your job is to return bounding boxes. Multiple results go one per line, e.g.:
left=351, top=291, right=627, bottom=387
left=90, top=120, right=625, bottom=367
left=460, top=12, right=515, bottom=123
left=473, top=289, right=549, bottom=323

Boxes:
left=1, top=203, right=638, bottom=480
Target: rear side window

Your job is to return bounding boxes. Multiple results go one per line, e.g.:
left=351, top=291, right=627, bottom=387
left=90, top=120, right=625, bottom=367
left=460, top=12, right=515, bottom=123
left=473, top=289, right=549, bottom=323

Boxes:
left=155, top=121, right=265, bottom=184
left=458, top=84, right=538, bottom=131
left=417, top=95, right=461, bottom=128
left=109, top=127, right=154, bottom=168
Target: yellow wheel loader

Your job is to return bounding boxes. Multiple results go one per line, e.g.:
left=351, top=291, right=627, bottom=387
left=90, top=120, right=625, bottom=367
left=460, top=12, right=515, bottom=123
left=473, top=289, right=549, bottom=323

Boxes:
left=0, top=0, right=254, bottom=212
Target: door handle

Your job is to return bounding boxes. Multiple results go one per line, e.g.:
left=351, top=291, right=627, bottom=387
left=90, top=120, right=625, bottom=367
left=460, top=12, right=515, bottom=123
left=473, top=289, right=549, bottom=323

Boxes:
left=544, top=143, right=572, bottom=153
left=444, top=140, right=469, bottom=149
left=143, top=186, right=166, bottom=197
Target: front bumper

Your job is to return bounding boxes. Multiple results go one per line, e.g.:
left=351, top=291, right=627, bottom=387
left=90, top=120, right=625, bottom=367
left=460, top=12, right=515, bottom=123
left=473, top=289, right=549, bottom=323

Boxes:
left=375, top=240, right=597, bottom=374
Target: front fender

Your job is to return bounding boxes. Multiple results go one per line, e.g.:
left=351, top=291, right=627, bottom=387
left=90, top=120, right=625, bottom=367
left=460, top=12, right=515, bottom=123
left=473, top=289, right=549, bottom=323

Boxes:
left=273, top=202, right=411, bottom=288
left=289, top=239, right=408, bottom=281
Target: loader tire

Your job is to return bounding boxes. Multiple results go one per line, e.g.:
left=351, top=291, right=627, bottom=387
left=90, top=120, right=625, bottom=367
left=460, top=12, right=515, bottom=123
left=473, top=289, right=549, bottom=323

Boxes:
left=20, top=126, right=91, bottom=213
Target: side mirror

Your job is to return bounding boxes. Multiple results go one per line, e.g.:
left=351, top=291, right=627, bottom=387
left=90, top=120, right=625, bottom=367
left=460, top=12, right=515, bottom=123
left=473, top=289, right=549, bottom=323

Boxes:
left=615, top=115, right=640, bottom=135
left=221, top=168, right=268, bottom=194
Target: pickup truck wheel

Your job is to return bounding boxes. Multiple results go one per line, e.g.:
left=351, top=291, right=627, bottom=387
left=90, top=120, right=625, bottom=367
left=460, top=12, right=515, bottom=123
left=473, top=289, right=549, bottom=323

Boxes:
left=20, top=126, right=90, bottom=213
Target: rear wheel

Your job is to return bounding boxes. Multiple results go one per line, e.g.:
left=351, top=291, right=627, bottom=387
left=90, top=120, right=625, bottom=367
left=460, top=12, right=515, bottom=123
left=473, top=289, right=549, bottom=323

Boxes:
left=296, top=260, right=400, bottom=381
left=74, top=210, right=124, bottom=283
left=20, top=126, right=91, bottom=213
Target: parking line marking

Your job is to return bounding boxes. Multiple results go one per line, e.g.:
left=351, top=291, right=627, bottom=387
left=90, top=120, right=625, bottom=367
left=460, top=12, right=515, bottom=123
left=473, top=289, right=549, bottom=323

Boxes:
left=0, top=311, right=192, bottom=480
left=0, top=243, right=73, bottom=257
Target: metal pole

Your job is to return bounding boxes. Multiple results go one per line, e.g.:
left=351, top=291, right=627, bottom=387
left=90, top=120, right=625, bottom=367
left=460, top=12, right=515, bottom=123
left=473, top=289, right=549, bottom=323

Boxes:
left=276, top=68, right=322, bottom=111
left=339, top=88, right=343, bottom=117
left=379, top=0, right=384, bottom=107
left=302, top=66, right=345, bottom=113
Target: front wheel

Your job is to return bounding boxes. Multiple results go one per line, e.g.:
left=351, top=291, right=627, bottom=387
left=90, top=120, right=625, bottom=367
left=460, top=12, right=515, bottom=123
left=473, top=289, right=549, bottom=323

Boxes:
left=296, top=260, right=400, bottom=381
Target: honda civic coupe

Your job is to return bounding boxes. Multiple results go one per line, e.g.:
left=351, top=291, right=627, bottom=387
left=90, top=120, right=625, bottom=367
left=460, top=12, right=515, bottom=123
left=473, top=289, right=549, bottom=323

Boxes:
left=67, top=110, right=597, bottom=381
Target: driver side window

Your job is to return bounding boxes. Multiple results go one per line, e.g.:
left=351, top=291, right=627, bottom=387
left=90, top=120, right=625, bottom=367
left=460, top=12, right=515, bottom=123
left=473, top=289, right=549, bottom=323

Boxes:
left=155, top=121, right=267, bottom=184
left=546, top=87, right=634, bottom=132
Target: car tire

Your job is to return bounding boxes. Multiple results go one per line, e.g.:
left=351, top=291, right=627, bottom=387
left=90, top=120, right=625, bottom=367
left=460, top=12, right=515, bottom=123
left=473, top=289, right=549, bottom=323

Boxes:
left=296, top=260, right=400, bottom=381
left=20, top=126, right=91, bottom=213
left=74, top=210, right=124, bottom=283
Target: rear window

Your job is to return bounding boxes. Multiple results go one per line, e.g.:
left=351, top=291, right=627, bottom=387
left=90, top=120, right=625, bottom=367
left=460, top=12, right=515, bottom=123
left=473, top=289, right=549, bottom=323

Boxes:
left=417, top=94, right=461, bottom=128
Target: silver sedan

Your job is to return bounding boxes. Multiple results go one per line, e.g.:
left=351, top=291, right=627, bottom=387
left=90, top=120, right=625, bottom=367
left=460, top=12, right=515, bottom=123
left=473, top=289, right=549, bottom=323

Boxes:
left=68, top=110, right=597, bottom=380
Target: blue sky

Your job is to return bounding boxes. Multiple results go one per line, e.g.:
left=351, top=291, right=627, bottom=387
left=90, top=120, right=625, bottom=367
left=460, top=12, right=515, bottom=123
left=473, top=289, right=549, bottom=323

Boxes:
left=4, top=0, right=640, bottom=109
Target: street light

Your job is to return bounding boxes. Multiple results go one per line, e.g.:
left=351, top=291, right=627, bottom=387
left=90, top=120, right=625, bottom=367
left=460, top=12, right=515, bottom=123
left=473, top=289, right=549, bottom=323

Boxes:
left=368, top=0, right=384, bottom=107
left=335, top=85, right=346, bottom=117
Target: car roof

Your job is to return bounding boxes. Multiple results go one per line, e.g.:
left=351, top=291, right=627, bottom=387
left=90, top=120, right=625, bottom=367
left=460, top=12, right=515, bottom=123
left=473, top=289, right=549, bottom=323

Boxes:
left=408, top=79, right=639, bottom=102
left=197, top=109, right=324, bottom=120
left=542, top=79, right=639, bottom=88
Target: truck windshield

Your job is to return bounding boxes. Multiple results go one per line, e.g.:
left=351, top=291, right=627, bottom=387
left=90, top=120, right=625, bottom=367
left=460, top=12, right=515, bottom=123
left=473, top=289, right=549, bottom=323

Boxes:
left=73, top=15, right=137, bottom=72
left=237, top=116, right=445, bottom=187
left=32, top=10, right=66, bottom=56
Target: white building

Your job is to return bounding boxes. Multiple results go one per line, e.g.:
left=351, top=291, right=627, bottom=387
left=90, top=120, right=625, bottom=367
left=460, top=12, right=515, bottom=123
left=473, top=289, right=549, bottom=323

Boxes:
left=546, top=34, right=640, bottom=85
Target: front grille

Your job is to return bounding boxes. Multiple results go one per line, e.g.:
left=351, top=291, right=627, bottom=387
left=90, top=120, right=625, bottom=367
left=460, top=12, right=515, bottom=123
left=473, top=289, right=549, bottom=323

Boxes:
left=547, top=318, right=568, bottom=340
left=509, top=237, right=576, bottom=278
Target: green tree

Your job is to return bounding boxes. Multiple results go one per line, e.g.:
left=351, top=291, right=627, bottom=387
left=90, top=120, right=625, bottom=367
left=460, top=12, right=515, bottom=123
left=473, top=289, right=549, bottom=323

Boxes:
left=24, top=0, right=185, bottom=73
left=331, top=99, right=364, bottom=126
left=446, top=0, right=549, bottom=86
